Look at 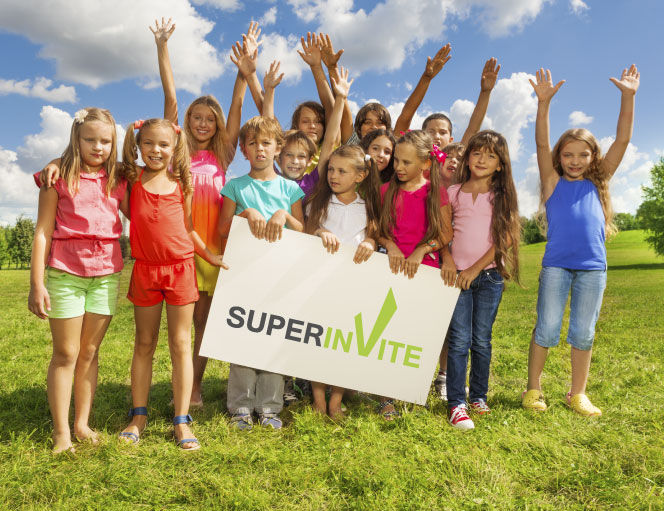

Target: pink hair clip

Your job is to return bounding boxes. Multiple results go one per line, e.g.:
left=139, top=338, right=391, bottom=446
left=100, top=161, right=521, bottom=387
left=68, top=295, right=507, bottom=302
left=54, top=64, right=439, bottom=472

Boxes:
left=430, top=144, right=446, bottom=164
left=133, top=119, right=145, bottom=130
left=172, top=123, right=181, bottom=134
left=399, top=130, right=411, bottom=136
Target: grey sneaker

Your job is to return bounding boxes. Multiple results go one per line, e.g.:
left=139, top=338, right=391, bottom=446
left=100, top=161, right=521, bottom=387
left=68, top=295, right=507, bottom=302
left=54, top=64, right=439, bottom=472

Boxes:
left=258, top=414, right=283, bottom=430
left=283, top=378, right=299, bottom=406
left=433, top=372, right=447, bottom=401
left=230, top=414, right=253, bottom=431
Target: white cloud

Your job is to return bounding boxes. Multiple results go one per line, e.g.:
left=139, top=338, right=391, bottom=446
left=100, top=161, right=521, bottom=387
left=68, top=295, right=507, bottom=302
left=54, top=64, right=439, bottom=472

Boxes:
left=0, top=0, right=225, bottom=95
left=0, top=149, right=39, bottom=225
left=569, top=110, right=593, bottom=126
left=515, top=153, right=541, bottom=217
left=259, top=6, right=278, bottom=26
left=191, top=0, right=240, bottom=11
left=256, top=33, right=308, bottom=85
left=569, top=0, right=589, bottom=15
left=17, top=106, right=73, bottom=173
left=0, top=77, right=76, bottom=103
left=448, top=0, right=552, bottom=37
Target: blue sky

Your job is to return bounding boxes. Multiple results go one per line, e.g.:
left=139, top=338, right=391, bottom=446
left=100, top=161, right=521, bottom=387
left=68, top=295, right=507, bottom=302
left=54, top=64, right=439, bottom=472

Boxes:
left=0, top=0, right=661, bottom=225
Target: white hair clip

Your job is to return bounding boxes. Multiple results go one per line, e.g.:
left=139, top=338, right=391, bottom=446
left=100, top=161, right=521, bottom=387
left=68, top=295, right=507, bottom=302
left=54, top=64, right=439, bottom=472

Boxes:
left=364, top=154, right=371, bottom=162
left=73, top=109, right=89, bottom=124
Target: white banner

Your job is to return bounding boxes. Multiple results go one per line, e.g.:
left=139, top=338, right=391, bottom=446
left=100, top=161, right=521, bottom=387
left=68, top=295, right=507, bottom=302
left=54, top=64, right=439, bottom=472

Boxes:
left=200, top=217, right=460, bottom=405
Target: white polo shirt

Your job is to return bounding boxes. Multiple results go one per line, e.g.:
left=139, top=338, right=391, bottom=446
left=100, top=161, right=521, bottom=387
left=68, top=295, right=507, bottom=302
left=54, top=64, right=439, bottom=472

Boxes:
left=320, top=194, right=368, bottom=247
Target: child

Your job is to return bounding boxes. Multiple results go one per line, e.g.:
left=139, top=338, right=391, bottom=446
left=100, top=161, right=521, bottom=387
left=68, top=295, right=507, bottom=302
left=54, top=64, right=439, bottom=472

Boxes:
left=28, top=107, right=128, bottom=454
left=151, top=18, right=249, bottom=407
left=522, top=66, right=640, bottom=416
left=218, top=116, right=305, bottom=430
left=360, top=129, right=397, bottom=183
left=376, top=130, right=453, bottom=418
left=119, top=119, right=226, bottom=451
left=440, top=130, right=521, bottom=430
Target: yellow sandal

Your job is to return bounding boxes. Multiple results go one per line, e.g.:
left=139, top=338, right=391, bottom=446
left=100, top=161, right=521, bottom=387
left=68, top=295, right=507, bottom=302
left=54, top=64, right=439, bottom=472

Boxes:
left=522, top=389, right=547, bottom=411
left=567, top=392, right=602, bottom=417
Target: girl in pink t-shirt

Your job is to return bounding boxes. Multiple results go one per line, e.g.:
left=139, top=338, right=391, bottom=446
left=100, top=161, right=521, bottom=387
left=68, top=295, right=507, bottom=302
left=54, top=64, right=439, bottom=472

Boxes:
left=376, top=130, right=452, bottom=419
left=440, top=130, right=521, bottom=430
left=28, top=108, right=129, bottom=454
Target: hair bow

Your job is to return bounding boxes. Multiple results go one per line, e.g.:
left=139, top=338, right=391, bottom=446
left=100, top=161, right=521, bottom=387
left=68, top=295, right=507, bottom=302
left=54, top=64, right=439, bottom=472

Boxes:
left=399, top=130, right=411, bottom=136
left=172, top=123, right=181, bottom=134
left=133, top=119, right=145, bottom=130
left=430, top=144, right=447, bottom=164
left=73, top=109, right=89, bottom=124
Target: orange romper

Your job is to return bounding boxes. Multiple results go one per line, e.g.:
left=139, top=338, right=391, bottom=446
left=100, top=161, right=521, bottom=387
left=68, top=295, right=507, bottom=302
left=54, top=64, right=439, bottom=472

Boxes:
left=128, top=170, right=199, bottom=306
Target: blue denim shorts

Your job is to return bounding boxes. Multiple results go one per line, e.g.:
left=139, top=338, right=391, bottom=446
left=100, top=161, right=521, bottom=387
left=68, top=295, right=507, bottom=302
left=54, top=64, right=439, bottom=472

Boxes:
left=534, top=266, right=607, bottom=351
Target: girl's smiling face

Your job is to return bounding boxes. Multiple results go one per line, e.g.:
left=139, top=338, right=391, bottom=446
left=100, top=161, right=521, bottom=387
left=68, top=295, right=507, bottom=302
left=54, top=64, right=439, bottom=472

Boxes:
left=78, top=121, right=113, bottom=172
left=366, top=135, right=393, bottom=172
left=188, top=104, right=217, bottom=145
left=297, top=106, right=324, bottom=144
left=559, top=139, right=593, bottom=181
left=140, top=126, right=176, bottom=172
left=279, top=141, right=311, bottom=180
left=468, top=146, right=501, bottom=179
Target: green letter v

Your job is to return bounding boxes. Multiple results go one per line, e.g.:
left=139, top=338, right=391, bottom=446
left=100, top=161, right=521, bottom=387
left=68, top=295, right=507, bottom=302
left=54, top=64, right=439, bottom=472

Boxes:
left=354, top=288, right=397, bottom=357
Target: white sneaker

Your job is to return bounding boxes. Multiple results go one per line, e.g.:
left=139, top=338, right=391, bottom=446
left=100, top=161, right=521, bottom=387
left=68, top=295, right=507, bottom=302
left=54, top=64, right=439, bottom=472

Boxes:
left=433, top=372, right=447, bottom=401
left=448, top=404, right=475, bottom=430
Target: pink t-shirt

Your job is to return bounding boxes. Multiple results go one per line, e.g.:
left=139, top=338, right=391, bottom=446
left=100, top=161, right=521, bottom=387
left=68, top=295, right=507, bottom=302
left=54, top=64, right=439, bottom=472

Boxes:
left=447, top=184, right=495, bottom=271
left=380, top=181, right=449, bottom=268
left=48, top=170, right=127, bottom=277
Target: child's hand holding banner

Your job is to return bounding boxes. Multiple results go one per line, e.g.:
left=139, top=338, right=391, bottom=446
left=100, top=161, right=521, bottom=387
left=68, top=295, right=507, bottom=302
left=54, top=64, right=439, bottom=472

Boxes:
left=200, top=217, right=460, bottom=405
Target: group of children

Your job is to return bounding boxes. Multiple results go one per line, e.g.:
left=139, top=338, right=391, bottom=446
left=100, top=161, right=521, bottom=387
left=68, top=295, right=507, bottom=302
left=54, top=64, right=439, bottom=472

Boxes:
left=27, top=19, right=640, bottom=453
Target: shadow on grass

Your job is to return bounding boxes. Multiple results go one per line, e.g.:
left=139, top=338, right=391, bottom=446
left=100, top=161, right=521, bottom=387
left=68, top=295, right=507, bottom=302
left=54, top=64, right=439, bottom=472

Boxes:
left=608, top=263, right=664, bottom=271
left=0, top=376, right=228, bottom=443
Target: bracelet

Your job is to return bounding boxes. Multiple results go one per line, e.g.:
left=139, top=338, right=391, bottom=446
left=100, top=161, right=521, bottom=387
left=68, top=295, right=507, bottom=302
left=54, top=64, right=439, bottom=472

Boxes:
left=427, top=239, right=438, bottom=250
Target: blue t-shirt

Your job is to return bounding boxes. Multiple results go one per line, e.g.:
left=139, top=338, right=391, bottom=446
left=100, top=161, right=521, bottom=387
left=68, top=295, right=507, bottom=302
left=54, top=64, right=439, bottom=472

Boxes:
left=542, top=178, right=606, bottom=270
left=221, top=173, right=305, bottom=222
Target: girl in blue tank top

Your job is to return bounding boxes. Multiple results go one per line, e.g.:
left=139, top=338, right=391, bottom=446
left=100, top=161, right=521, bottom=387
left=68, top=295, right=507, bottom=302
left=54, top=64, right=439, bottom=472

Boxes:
left=522, top=65, right=640, bottom=417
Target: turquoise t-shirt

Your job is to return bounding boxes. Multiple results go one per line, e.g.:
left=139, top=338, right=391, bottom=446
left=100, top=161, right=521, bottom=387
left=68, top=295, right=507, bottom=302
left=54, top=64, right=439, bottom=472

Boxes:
left=221, top=173, right=305, bottom=222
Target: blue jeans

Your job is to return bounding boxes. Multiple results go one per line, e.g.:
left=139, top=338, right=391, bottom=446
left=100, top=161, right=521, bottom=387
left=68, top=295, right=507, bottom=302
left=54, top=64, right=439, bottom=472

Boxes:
left=534, top=266, right=607, bottom=351
left=447, top=269, right=504, bottom=408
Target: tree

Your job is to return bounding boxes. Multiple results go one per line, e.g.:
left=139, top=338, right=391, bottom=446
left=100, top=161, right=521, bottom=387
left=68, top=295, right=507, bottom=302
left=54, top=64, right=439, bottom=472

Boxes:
left=614, top=212, right=640, bottom=231
left=8, top=215, right=35, bottom=269
left=0, top=226, right=9, bottom=269
left=637, top=158, right=664, bottom=257
left=521, top=215, right=546, bottom=245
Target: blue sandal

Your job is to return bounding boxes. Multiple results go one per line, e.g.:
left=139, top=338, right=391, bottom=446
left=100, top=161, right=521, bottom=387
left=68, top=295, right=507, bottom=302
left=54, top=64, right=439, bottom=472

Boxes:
left=118, top=407, right=147, bottom=444
left=173, top=414, right=200, bottom=451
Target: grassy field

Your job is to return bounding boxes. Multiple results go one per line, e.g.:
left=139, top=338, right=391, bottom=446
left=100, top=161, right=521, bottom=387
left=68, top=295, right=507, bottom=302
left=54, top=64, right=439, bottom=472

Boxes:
left=0, top=230, right=662, bottom=510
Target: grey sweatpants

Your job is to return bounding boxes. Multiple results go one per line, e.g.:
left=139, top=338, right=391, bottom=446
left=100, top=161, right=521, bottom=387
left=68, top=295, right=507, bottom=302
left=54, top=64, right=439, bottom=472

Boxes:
left=226, top=364, right=284, bottom=415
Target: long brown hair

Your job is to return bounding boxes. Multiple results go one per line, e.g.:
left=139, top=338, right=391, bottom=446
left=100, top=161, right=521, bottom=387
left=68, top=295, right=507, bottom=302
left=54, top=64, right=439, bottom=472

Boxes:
left=122, top=118, right=192, bottom=195
left=379, top=130, right=449, bottom=246
left=184, top=95, right=232, bottom=170
left=360, top=128, right=396, bottom=183
left=455, top=130, right=521, bottom=283
left=60, top=107, right=119, bottom=196
left=548, top=128, right=617, bottom=237
left=304, top=145, right=381, bottom=240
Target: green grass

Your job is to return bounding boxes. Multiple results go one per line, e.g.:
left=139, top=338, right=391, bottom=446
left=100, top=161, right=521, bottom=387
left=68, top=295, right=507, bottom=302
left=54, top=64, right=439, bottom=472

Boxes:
left=1, top=230, right=663, bottom=510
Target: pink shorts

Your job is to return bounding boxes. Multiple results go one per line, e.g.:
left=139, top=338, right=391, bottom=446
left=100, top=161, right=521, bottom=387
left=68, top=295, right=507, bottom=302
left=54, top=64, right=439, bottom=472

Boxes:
left=128, top=259, right=199, bottom=307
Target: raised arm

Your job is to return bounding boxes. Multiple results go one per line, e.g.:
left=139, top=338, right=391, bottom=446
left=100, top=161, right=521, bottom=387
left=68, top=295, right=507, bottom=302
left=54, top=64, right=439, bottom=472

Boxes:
left=460, top=58, right=500, bottom=146
left=225, top=69, right=247, bottom=160
left=529, top=68, right=565, bottom=199
left=261, top=61, right=284, bottom=119
left=394, top=44, right=451, bottom=134
left=602, top=64, right=640, bottom=178
left=231, top=22, right=263, bottom=115
left=150, top=17, right=178, bottom=124
left=319, top=33, right=353, bottom=143
left=298, top=33, right=334, bottom=120
left=318, top=66, right=353, bottom=173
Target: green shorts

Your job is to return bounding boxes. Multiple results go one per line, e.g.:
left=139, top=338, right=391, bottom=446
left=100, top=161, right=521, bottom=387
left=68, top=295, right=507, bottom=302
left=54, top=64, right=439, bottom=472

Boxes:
left=46, top=268, right=121, bottom=318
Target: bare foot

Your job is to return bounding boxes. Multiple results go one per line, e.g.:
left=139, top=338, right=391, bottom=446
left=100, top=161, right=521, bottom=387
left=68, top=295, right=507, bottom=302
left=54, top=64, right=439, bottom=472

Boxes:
left=119, top=416, right=146, bottom=444
left=52, top=431, right=74, bottom=454
left=74, top=425, right=100, bottom=445
left=312, top=400, right=327, bottom=415
left=327, top=403, right=345, bottom=421
left=174, top=423, right=199, bottom=450
left=190, top=391, right=203, bottom=408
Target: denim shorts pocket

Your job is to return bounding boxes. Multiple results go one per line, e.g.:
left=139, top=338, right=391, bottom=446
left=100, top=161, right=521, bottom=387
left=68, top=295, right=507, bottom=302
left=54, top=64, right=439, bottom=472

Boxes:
left=484, top=269, right=504, bottom=285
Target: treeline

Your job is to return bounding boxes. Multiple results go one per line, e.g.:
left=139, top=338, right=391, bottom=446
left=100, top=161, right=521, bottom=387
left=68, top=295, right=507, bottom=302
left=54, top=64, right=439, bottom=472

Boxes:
left=520, top=212, right=643, bottom=245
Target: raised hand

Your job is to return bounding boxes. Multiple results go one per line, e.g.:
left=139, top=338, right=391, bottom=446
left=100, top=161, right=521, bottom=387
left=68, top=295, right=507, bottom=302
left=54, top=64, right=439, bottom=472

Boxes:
left=230, top=40, right=257, bottom=78
left=264, top=60, right=284, bottom=90
left=330, top=66, right=353, bottom=99
left=423, top=43, right=451, bottom=79
left=529, top=68, right=564, bottom=102
left=150, top=17, right=175, bottom=47
left=609, top=64, right=640, bottom=95
left=297, top=32, right=322, bottom=66
left=480, top=57, right=501, bottom=92
left=319, top=33, right=344, bottom=68
left=243, top=20, right=262, bottom=57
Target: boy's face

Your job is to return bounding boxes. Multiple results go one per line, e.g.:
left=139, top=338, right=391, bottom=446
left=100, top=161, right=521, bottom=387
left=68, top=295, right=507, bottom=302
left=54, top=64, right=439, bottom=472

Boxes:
left=297, top=106, right=324, bottom=144
left=424, top=118, right=453, bottom=150
left=279, top=141, right=311, bottom=180
left=359, top=110, right=386, bottom=138
left=441, top=149, right=462, bottom=185
left=242, top=131, right=279, bottom=171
